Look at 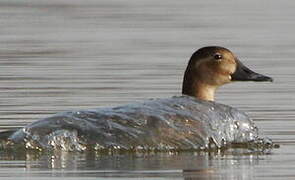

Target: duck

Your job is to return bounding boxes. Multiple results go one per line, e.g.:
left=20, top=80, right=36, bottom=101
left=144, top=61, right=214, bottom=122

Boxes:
left=5, top=46, right=272, bottom=151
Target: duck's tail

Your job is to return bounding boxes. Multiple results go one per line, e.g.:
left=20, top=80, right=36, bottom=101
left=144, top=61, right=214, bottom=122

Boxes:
left=0, top=130, right=16, bottom=140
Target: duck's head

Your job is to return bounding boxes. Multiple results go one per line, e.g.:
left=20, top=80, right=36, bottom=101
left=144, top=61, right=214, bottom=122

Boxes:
left=182, top=46, right=273, bottom=101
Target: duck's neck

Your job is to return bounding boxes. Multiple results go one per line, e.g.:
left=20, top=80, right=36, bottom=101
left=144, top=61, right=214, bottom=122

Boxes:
left=182, top=70, right=217, bottom=101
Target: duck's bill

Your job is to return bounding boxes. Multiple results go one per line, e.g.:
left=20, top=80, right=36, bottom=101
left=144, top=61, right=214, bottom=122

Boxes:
left=231, top=60, right=273, bottom=82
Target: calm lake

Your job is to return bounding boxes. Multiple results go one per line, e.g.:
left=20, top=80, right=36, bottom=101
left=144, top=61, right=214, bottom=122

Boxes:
left=0, top=0, right=294, bottom=179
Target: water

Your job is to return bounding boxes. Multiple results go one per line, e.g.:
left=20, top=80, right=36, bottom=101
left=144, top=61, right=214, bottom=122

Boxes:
left=8, top=96, right=262, bottom=151
left=0, top=0, right=294, bottom=179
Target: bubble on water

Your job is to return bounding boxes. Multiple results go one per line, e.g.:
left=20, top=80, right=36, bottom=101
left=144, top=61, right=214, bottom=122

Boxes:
left=47, top=130, right=87, bottom=151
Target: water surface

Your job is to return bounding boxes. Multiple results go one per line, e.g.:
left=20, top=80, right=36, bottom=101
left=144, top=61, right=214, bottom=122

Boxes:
left=0, top=0, right=294, bottom=179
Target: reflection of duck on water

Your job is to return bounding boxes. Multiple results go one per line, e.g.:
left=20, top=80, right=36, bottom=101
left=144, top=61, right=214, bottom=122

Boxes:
left=5, top=46, right=273, bottom=151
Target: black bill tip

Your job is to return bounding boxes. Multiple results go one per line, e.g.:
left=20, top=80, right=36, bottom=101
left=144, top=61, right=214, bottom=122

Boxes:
left=231, top=60, right=273, bottom=82
left=250, top=73, right=273, bottom=82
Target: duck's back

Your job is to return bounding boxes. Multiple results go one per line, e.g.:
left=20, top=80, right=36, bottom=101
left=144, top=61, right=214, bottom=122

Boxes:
left=9, top=96, right=258, bottom=151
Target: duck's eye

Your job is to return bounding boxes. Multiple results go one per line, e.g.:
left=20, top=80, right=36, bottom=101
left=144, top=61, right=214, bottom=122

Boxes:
left=214, top=53, right=222, bottom=60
